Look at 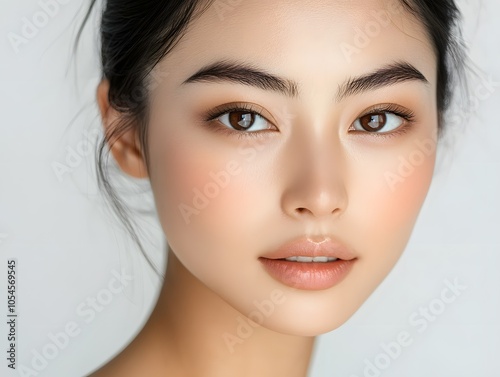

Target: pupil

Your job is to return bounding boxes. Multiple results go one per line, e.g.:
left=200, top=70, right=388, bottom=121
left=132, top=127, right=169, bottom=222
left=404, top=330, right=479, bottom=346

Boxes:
left=230, top=111, right=254, bottom=130
left=361, top=113, right=386, bottom=131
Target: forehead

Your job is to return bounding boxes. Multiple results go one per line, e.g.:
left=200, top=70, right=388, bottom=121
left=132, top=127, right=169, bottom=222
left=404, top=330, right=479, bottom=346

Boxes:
left=159, top=0, right=436, bottom=90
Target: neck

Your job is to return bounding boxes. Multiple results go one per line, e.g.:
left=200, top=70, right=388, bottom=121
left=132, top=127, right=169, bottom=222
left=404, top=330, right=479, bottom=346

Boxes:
left=140, top=248, right=316, bottom=377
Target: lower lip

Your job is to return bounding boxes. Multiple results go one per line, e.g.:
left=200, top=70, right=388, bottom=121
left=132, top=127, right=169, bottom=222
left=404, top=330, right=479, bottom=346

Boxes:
left=258, top=258, right=356, bottom=290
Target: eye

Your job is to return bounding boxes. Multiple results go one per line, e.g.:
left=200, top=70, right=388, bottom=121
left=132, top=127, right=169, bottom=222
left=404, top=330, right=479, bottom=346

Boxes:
left=350, top=105, right=415, bottom=135
left=218, top=110, right=271, bottom=132
left=352, top=112, right=403, bottom=133
left=205, top=103, right=276, bottom=133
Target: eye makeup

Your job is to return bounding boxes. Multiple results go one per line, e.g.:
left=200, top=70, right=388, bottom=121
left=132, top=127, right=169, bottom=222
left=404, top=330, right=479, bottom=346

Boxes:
left=202, top=102, right=278, bottom=140
left=347, top=103, right=417, bottom=139
left=200, top=101, right=417, bottom=140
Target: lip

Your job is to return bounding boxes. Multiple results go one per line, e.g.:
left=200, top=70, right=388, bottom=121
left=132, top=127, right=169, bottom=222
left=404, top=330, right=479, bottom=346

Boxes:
left=258, top=236, right=357, bottom=290
left=260, top=236, right=357, bottom=260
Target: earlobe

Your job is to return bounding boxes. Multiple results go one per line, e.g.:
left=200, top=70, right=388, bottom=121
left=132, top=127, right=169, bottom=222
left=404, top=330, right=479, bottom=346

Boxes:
left=96, top=79, right=148, bottom=179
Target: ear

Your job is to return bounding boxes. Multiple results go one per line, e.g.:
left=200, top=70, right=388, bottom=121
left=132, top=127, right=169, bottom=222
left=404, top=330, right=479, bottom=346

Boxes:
left=96, top=79, right=148, bottom=179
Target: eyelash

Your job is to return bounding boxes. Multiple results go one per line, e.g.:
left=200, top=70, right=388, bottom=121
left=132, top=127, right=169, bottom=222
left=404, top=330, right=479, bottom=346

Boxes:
left=203, top=102, right=416, bottom=139
left=350, top=103, right=416, bottom=139
left=204, top=103, right=271, bottom=140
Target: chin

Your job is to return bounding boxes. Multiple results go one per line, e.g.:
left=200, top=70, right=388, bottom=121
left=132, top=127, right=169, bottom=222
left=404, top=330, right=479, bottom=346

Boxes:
left=231, top=284, right=372, bottom=337
left=261, top=306, right=359, bottom=337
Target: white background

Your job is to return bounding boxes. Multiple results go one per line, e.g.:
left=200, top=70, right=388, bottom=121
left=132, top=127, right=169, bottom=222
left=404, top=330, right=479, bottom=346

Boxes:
left=0, top=0, right=499, bottom=376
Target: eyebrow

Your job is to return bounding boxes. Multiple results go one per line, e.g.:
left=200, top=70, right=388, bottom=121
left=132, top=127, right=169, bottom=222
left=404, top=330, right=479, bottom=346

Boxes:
left=336, top=62, right=429, bottom=101
left=181, top=59, right=299, bottom=98
left=181, top=59, right=428, bottom=101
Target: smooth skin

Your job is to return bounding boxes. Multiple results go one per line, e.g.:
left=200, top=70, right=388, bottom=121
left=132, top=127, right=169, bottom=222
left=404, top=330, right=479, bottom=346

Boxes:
left=91, top=0, right=438, bottom=376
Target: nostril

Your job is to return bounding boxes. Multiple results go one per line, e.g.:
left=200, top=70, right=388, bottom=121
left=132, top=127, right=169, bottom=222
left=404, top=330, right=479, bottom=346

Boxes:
left=296, top=207, right=310, bottom=214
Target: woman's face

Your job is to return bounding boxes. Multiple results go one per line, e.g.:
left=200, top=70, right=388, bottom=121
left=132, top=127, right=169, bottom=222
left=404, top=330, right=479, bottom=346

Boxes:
left=145, top=0, right=438, bottom=336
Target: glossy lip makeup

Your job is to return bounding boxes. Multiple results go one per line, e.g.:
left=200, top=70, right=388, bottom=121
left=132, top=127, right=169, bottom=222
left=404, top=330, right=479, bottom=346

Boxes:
left=258, top=236, right=358, bottom=290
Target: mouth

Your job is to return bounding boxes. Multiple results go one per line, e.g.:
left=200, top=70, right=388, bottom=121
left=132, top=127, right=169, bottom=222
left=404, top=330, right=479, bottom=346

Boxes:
left=281, top=256, right=339, bottom=262
left=258, top=236, right=357, bottom=290
left=258, top=257, right=356, bottom=290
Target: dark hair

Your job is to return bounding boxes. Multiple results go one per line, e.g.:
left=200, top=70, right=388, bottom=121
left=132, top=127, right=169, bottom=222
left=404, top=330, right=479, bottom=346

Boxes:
left=75, top=0, right=467, bottom=277
left=399, top=0, right=468, bottom=124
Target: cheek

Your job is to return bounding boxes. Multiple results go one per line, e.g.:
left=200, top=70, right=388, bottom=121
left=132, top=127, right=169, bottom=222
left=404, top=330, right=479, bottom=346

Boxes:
left=149, top=136, right=233, bottom=236
left=349, top=139, right=437, bottom=260
left=378, top=143, right=436, bottom=226
left=147, top=128, right=266, bottom=271
left=148, top=132, right=280, bottom=317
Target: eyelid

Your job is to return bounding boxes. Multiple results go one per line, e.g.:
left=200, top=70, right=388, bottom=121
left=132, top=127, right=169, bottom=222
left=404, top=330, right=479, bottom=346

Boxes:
left=356, top=103, right=415, bottom=121
left=348, top=103, right=416, bottom=137
left=201, top=102, right=279, bottom=140
left=202, top=101, right=416, bottom=139
left=204, top=102, right=277, bottom=126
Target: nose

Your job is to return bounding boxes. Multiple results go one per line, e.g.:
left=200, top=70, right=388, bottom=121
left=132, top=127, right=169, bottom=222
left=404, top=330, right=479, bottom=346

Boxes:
left=280, top=133, right=348, bottom=221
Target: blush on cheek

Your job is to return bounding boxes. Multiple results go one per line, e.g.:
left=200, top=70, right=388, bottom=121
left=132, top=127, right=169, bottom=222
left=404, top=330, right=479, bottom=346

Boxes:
left=347, top=143, right=436, bottom=250
left=385, top=149, right=436, bottom=212
left=337, top=151, right=436, bottom=297
left=371, top=150, right=436, bottom=246
left=155, top=145, right=248, bottom=231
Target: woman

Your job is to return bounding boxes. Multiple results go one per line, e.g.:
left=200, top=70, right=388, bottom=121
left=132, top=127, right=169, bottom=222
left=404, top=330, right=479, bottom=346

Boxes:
left=81, top=0, right=467, bottom=375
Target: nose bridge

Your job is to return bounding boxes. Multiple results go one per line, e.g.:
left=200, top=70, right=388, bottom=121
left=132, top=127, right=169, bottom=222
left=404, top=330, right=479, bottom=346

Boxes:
left=280, top=127, right=348, bottom=219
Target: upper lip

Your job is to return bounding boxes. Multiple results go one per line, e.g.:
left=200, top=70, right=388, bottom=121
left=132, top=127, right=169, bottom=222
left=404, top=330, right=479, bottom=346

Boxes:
left=260, top=235, right=357, bottom=261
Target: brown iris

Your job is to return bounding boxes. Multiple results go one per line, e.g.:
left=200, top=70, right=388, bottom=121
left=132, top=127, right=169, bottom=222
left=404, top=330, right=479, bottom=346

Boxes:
left=228, top=111, right=255, bottom=131
left=359, top=112, right=386, bottom=132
